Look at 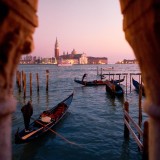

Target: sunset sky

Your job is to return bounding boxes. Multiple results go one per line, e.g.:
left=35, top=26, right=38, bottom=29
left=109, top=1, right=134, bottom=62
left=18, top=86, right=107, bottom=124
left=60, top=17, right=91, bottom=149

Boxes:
left=32, top=0, right=135, bottom=64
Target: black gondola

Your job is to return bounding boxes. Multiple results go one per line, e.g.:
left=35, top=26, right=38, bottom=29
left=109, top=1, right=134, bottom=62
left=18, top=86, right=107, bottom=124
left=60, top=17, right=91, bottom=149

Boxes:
left=74, top=76, right=125, bottom=86
left=15, top=92, right=74, bottom=144
left=106, top=81, right=124, bottom=98
left=132, top=78, right=145, bottom=96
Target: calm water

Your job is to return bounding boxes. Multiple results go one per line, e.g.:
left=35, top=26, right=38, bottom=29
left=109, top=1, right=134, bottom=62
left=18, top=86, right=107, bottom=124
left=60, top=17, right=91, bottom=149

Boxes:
left=12, top=64, right=147, bottom=160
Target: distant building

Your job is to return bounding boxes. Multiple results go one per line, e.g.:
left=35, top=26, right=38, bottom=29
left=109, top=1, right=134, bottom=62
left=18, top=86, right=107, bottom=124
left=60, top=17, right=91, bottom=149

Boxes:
left=20, top=39, right=108, bottom=65
left=87, top=57, right=108, bottom=64
left=79, top=53, right=88, bottom=64
left=41, top=58, right=53, bottom=64
left=116, top=59, right=138, bottom=64
left=59, top=49, right=88, bottom=64
left=55, top=37, right=59, bottom=61
left=54, top=38, right=108, bottom=65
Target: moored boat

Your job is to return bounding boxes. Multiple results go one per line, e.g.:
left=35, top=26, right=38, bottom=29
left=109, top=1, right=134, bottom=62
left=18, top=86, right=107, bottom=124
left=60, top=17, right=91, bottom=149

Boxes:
left=106, top=81, right=124, bottom=98
left=15, top=92, right=74, bottom=144
left=110, top=76, right=125, bottom=84
left=132, top=78, right=145, bottom=96
left=74, top=76, right=125, bottom=86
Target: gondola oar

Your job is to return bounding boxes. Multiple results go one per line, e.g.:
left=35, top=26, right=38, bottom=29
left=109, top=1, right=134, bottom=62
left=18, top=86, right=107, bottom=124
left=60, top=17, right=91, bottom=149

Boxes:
left=22, top=126, right=43, bottom=140
left=21, top=120, right=51, bottom=140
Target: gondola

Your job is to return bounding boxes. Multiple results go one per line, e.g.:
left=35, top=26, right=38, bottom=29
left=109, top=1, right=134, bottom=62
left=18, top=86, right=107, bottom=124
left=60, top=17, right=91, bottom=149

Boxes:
left=106, top=81, right=124, bottom=98
left=132, top=78, right=145, bottom=96
left=15, top=92, right=74, bottom=144
left=74, top=76, right=125, bottom=86
left=110, top=76, right=125, bottom=84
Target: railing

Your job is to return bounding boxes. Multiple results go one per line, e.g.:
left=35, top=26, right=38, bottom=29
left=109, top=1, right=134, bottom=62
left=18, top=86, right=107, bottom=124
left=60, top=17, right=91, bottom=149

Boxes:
left=96, top=68, right=144, bottom=97
left=123, top=101, right=148, bottom=160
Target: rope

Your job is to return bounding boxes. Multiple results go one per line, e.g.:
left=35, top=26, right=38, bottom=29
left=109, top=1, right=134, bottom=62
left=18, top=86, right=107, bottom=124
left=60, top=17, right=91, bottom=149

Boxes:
left=31, top=117, right=83, bottom=148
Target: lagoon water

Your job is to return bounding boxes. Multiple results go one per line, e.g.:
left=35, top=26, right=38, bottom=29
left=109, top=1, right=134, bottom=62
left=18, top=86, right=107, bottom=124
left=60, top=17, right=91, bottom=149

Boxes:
left=12, top=64, right=147, bottom=160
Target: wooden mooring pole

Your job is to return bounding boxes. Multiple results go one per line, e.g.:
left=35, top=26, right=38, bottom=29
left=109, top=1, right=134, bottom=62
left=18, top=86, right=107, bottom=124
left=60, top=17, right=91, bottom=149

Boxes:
left=16, top=71, right=21, bottom=92
left=143, top=120, right=149, bottom=160
left=125, top=74, right=128, bottom=95
left=101, top=68, right=102, bottom=76
left=30, top=72, right=32, bottom=96
left=18, top=71, right=21, bottom=92
left=22, top=70, right=24, bottom=89
left=130, top=73, right=132, bottom=93
left=124, top=101, right=129, bottom=138
left=138, top=77, right=143, bottom=140
left=23, top=73, right=26, bottom=98
left=36, top=73, right=39, bottom=92
left=16, top=70, right=19, bottom=86
left=46, top=70, right=49, bottom=92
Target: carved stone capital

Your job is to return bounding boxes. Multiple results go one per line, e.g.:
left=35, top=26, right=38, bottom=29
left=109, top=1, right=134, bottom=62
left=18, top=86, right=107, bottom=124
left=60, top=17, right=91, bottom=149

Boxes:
left=119, top=1, right=160, bottom=160
left=144, top=101, right=160, bottom=120
left=0, top=96, right=16, bottom=117
left=0, top=0, right=38, bottom=101
left=119, top=0, right=160, bottom=103
left=0, top=0, right=38, bottom=159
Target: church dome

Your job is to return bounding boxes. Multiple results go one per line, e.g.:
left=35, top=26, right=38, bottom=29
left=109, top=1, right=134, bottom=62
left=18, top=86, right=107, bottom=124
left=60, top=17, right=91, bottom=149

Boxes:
left=71, top=49, right=77, bottom=54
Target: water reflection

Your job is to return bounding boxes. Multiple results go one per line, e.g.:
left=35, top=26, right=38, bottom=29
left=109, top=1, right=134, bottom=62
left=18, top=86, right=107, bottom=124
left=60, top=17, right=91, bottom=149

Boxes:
left=46, top=91, right=49, bottom=110
left=106, top=92, right=124, bottom=106
left=17, top=133, right=55, bottom=160
left=13, top=64, right=142, bottom=160
left=37, top=91, right=40, bottom=104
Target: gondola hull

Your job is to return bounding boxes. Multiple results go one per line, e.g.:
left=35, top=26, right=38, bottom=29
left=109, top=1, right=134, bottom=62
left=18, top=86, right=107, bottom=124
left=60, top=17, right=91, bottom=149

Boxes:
left=74, top=76, right=125, bottom=86
left=106, top=81, right=124, bottom=98
left=15, top=92, right=74, bottom=144
left=132, top=78, right=145, bottom=96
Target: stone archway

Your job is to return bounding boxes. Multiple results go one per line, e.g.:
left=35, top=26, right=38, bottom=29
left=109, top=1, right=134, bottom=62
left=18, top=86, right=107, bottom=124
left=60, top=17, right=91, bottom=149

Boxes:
left=0, top=0, right=38, bottom=160
left=119, top=1, right=160, bottom=160
left=0, top=0, right=160, bottom=160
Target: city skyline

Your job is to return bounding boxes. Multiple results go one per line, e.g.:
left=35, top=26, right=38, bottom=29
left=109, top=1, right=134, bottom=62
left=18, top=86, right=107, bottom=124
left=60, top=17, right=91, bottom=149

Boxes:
left=32, top=1, right=135, bottom=64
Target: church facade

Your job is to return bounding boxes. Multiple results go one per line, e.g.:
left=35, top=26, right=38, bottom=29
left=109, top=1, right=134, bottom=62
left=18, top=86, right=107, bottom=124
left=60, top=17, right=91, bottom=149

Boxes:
left=54, top=38, right=107, bottom=64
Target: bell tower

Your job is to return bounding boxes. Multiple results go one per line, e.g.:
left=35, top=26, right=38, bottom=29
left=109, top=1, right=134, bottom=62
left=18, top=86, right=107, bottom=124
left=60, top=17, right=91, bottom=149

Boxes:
left=55, top=37, right=59, bottom=60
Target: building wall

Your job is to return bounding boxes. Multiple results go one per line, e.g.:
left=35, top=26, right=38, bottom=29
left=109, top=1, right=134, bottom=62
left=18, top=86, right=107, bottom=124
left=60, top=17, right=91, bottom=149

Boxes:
left=88, top=57, right=108, bottom=64
left=79, top=53, right=88, bottom=64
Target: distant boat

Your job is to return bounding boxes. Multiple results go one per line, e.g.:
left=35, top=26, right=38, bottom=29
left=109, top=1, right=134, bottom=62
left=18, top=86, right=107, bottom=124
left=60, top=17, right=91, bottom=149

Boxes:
left=102, top=67, right=114, bottom=71
left=57, top=62, right=73, bottom=67
left=57, top=63, right=72, bottom=67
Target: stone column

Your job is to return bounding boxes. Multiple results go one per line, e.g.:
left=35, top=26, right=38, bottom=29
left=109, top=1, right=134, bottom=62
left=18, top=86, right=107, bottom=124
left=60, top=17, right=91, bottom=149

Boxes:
left=0, top=0, right=38, bottom=159
left=119, top=0, right=160, bottom=159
